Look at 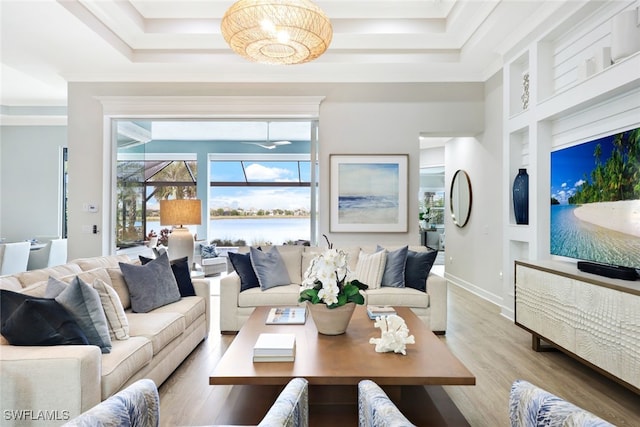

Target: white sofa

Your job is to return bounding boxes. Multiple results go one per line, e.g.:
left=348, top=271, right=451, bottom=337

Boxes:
left=220, top=245, right=446, bottom=334
left=0, top=254, right=210, bottom=426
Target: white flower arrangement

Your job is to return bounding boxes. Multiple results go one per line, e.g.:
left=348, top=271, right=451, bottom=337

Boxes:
left=299, top=237, right=367, bottom=308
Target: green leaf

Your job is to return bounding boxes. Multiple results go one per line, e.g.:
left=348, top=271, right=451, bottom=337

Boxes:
left=349, top=279, right=368, bottom=290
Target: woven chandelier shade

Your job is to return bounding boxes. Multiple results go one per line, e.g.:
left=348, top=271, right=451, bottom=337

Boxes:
left=221, top=0, right=333, bottom=65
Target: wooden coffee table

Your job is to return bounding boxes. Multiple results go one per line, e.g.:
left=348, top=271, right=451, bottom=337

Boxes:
left=210, top=305, right=475, bottom=425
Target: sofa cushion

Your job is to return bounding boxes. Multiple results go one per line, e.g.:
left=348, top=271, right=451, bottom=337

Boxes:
left=151, top=296, right=205, bottom=328
left=72, top=268, right=113, bottom=289
left=14, top=263, right=83, bottom=287
left=54, top=276, right=112, bottom=353
left=355, top=250, right=386, bottom=289
left=238, top=284, right=301, bottom=307
left=71, top=254, right=133, bottom=271
left=250, top=247, right=291, bottom=290
left=229, top=252, right=260, bottom=292
left=0, top=275, right=22, bottom=292
left=119, top=253, right=181, bottom=313
left=94, top=279, right=130, bottom=340
left=107, top=268, right=131, bottom=310
left=405, top=250, right=438, bottom=292
left=378, top=245, right=408, bottom=288
left=0, top=290, right=89, bottom=346
left=366, top=287, right=429, bottom=308
left=19, top=280, right=48, bottom=297
left=139, top=255, right=196, bottom=297
left=127, top=312, right=185, bottom=355
left=100, top=336, right=153, bottom=399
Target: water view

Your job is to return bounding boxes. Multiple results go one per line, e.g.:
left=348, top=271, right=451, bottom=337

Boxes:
left=147, top=217, right=310, bottom=246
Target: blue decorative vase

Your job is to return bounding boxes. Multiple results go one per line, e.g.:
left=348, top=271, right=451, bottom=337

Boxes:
left=513, top=168, right=529, bottom=225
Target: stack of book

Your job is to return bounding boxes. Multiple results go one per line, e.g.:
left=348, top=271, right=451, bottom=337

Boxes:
left=367, top=305, right=396, bottom=320
left=253, top=333, right=296, bottom=362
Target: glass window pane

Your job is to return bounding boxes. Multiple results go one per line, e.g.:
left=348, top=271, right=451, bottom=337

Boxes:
left=211, top=161, right=246, bottom=182
left=244, top=161, right=301, bottom=183
left=209, top=186, right=310, bottom=246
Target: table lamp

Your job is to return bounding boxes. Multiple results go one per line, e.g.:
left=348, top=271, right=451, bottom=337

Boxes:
left=159, top=199, right=202, bottom=270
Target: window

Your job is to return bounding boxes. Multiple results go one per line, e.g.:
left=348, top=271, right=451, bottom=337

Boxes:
left=116, top=159, right=197, bottom=247
left=209, top=158, right=312, bottom=245
left=114, top=118, right=317, bottom=249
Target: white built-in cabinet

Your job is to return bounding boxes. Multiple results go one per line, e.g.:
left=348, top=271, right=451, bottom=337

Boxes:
left=515, top=260, right=640, bottom=393
left=502, top=1, right=640, bottom=316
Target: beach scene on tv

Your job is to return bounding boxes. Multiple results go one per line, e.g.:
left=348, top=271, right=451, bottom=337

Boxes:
left=550, top=127, right=640, bottom=269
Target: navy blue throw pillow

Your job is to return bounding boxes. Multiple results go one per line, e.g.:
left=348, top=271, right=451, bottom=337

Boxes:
left=228, top=252, right=260, bottom=292
left=405, top=250, right=438, bottom=292
left=139, top=255, right=196, bottom=297
left=0, top=290, right=89, bottom=346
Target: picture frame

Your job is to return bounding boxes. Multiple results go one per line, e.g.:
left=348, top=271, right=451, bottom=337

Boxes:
left=330, top=154, right=408, bottom=232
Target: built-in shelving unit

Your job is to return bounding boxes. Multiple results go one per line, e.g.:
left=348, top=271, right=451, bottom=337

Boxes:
left=501, top=1, right=640, bottom=316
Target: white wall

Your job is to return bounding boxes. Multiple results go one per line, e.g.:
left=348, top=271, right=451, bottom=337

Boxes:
left=444, top=71, right=505, bottom=306
left=64, top=82, right=484, bottom=260
left=0, top=126, right=66, bottom=242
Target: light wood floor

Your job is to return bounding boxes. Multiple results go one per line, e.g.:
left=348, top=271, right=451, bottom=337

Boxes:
left=158, top=282, right=640, bottom=426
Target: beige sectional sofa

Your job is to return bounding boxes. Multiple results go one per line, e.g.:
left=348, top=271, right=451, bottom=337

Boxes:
left=220, top=245, right=446, bottom=334
left=0, top=255, right=210, bottom=426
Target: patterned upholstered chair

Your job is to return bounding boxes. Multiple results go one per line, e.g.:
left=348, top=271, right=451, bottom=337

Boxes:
left=509, top=380, right=614, bottom=427
left=358, top=380, right=416, bottom=427
left=258, top=377, right=309, bottom=427
left=62, top=379, right=159, bottom=427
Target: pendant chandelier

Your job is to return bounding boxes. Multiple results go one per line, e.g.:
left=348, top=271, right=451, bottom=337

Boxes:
left=220, top=0, right=333, bottom=65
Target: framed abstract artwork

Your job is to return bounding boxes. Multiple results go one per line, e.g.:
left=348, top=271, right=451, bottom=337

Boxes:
left=330, top=154, right=408, bottom=232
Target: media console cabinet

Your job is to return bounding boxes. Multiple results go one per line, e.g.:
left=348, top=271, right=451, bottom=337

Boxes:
left=515, top=260, right=640, bottom=393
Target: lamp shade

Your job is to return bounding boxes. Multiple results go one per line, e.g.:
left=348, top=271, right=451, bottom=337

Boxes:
left=221, top=0, right=333, bottom=65
left=160, top=199, right=202, bottom=226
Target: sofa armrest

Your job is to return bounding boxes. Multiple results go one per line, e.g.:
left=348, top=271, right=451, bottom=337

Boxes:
left=0, top=344, right=102, bottom=423
left=192, top=278, right=211, bottom=336
left=220, top=272, right=242, bottom=333
left=427, top=273, right=447, bottom=334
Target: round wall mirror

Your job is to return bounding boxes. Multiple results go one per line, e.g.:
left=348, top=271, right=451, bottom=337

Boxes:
left=450, top=169, right=472, bottom=227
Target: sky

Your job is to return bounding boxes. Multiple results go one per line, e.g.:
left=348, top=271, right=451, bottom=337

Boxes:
left=550, top=134, right=616, bottom=204
left=209, top=161, right=311, bottom=211
left=338, top=163, right=399, bottom=196
left=145, top=161, right=312, bottom=211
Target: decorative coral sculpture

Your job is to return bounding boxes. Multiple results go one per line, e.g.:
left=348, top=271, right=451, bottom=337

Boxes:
left=369, top=314, right=415, bottom=355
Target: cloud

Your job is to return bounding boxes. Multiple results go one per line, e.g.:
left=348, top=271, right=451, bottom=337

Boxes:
left=245, top=163, right=294, bottom=181
left=211, top=187, right=310, bottom=211
left=561, top=182, right=567, bottom=188
left=575, top=179, right=586, bottom=187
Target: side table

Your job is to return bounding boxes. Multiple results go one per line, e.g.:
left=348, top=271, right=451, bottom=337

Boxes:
left=201, top=256, right=227, bottom=276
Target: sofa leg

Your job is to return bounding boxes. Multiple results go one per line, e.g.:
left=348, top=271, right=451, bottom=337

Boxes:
left=221, top=330, right=239, bottom=335
left=433, top=330, right=446, bottom=335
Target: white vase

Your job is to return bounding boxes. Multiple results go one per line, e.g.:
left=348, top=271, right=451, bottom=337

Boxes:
left=307, top=302, right=356, bottom=335
left=611, top=9, right=640, bottom=63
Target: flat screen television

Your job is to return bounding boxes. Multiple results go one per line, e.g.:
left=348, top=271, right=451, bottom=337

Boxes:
left=550, top=126, right=640, bottom=279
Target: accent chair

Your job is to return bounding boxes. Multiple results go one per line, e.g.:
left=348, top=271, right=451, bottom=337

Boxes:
left=358, top=379, right=416, bottom=427
left=509, top=379, right=614, bottom=427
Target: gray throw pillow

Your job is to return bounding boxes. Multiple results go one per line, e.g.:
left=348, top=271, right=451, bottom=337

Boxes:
left=249, top=246, right=291, bottom=290
left=44, top=275, right=68, bottom=298
left=378, top=245, right=408, bottom=288
left=119, top=252, right=181, bottom=313
left=54, top=276, right=112, bottom=353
